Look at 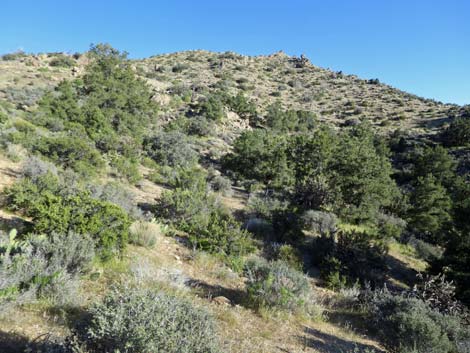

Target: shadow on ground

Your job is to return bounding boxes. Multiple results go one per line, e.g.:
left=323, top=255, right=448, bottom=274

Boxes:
left=384, top=252, right=420, bottom=289
left=0, top=214, right=32, bottom=234
left=298, top=326, right=385, bottom=353
left=187, top=278, right=247, bottom=305
left=0, top=330, right=65, bottom=353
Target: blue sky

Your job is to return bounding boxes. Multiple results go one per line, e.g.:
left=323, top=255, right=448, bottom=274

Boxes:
left=1, top=0, right=468, bottom=105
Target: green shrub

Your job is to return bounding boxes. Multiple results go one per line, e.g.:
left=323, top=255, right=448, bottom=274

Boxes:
left=1, top=51, right=26, bottom=61
left=172, top=63, right=189, bottom=73
left=196, top=94, right=225, bottom=121
left=268, top=243, right=303, bottom=271
left=441, top=117, right=470, bottom=147
left=265, top=103, right=316, bottom=132
left=223, top=129, right=294, bottom=189
left=313, top=230, right=387, bottom=288
left=156, top=187, right=254, bottom=256
left=31, top=135, right=104, bottom=176
left=49, top=55, right=75, bottom=68
left=4, top=176, right=131, bottom=259
left=223, top=92, right=257, bottom=120
left=109, top=153, right=142, bottom=183
left=188, top=116, right=213, bottom=136
left=376, top=213, right=406, bottom=239
left=145, top=131, right=198, bottom=168
left=210, top=175, right=233, bottom=196
left=70, top=286, right=221, bottom=353
left=244, top=258, right=310, bottom=311
left=247, top=192, right=289, bottom=220
left=367, top=290, right=468, bottom=353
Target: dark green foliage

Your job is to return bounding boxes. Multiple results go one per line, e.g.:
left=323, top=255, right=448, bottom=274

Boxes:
left=441, top=117, right=470, bottom=147
left=31, top=193, right=130, bottom=258
left=265, top=102, right=316, bottom=132
left=172, top=63, right=189, bottom=72
left=155, top=185, right=254, bottom=257
left=196, top=94, right=225, bottom=121
left=223, top=92, right=257, bottom=120
left=288, top=128, right=337, bottom=209
left=223, top=129, right=294, bottom=189
left=70, top=287, right=221, bottom=353
left=244, top=258, right=310, bottom=310
left=4, top=174, right=130, bottom=258
left=36, top=44, right=158, bottom=156
left=410, top=145, right=457, bottom=187
left=313, top=230, right=387, bottom=288
left=407, top=175, right=452, bottom=242
left=366, top=290, right=468, bottom=353
left=1, top=51, right=26, bottom=61
left=37, top=80, right=82, bottom=130
left=433, top=231, right=470, bottom=305
left=49, top=55, right=75, bottom=68
left=31, top=135, right=104, bottom=176
left=331, top=124, right=399, bottom=223
left=226, top=123, right=398, bottom=224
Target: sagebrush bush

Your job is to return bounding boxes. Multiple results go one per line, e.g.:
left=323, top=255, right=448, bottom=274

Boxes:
left=210, top=175, right=233, bottom=196
left=70, top=287, right=221, bottom=353
left=145, top=131, right=198, bottom=168
left=366, top=289, right=468, bottom=353
left=188, top=116, right=213, bottom=136
left=22, top=155, right=58, bottom=181
left=247, top=192, right=289, bottom=220
left=376, top=212, right=406, bottom=239
left=301, top=210, right=338, bottom=236
left=244, top=258, right=310, bottom=311
left=409, top=236, right=443, bottom=262
left=0, top=230, right=95, bottom=312
left=244, top=217, right=274, bottom=239
left=91, top=181, right=144, bottom=219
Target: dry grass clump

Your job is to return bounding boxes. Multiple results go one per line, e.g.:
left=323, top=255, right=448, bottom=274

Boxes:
left=129, top=221, right=164, bottom=248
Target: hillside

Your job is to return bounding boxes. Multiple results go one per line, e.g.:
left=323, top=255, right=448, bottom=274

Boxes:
left=0, top=50, right=460, bottom=132
left=0, top=47, right=468, bottom=353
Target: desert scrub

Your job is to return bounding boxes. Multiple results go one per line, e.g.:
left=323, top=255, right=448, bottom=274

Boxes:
left=3, top=174, right=131, bottom=259
left=0, top=230, right=95, bottom=312
left=365, top=289, right=469, bottom=353
left=129, top=221, right=162, bottom=248
left=70, top=286, right=221, bottom=353
left=244, top=258, right=311, bottom=311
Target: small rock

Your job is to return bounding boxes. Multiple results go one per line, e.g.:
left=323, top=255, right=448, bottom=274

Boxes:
left=212, top=296, right=231, bottom=306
